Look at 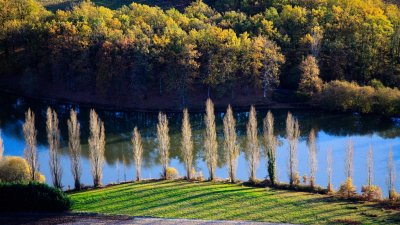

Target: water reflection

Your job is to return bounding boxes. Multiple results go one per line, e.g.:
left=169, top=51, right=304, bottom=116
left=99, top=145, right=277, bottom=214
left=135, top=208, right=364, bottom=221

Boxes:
left=0, top=92, right=399, bottom=195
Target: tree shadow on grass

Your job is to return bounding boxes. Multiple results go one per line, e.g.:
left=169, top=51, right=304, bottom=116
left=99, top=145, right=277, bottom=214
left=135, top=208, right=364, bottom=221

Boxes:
left=108, top=186, right=253, bottom=214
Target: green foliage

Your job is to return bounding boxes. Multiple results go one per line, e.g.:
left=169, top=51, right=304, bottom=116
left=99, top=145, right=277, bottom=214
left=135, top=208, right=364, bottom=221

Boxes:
left=0, top=182, right=72, bottom=211
left=320, top=80, right=400, bottom=116
left=0, top=156, right=45, bottom=183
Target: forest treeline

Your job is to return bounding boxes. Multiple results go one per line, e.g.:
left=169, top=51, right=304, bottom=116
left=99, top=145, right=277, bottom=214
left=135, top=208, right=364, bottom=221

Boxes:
left=1, top=0, right=400, bottom=114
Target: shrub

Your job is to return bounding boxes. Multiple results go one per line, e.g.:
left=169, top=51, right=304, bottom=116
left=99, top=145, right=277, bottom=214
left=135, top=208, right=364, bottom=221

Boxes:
left=0, top=182, right=72, bottom=212
left=389, top=189, right=399, bottom=202
left=369, top=79, right=384, bottom=89
left=338, top=178, right=357, bottom=199
left=0, top=156, right=45, bottom=183
left=193, top=170, right=204, bottom=181
left=361, top=185, right=382, bottom=201
left=320, top=80, right=400, bottom=116
left=165, top=167, right=179, bottom=180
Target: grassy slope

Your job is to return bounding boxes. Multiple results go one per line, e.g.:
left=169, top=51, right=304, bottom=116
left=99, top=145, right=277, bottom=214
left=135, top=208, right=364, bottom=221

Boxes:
left=69, top=180, right=400, bottom=225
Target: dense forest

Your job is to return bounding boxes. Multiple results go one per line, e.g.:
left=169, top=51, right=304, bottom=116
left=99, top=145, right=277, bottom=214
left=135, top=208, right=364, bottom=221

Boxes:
left=0, top=0, right=400, bottom=114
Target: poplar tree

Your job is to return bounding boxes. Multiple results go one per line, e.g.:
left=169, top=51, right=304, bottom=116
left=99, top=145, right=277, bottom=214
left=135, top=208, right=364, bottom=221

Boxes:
left=23, top=108, right=38, bottom=181
left=157, top=112, right=170, bottom=179
left=246, top=106, right=259, bottom=182
left=181, top=109, right=194, bottom=180
left=68, top=109, right=82, bottom=190
left=286, top=112, right=300, bottom=187
left=307, top=129, right=317, bottom=188
left=47, top=107, right=62, bottom=189
left=223, top=105, right=239, bottom=183
left=345, top=140, right=354, bottom=180
left=326, top=148, right=333, bottom=192
left=89, top=109, right=106, bottom=187
left=132, top=127, right=143, bottom=181
left=204, top=98, right=218, bottom=181
left=338, top=139, right=356, bottom=198
left=387, top=147, right=397, bottom=200
left=367, top=146, right=373, bottom=187
left=263, top=111, right=278, bottom=186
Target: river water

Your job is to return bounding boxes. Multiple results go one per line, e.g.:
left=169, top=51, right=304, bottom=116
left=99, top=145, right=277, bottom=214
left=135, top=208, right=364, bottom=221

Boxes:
left=0, top=92, right=399, bottom=195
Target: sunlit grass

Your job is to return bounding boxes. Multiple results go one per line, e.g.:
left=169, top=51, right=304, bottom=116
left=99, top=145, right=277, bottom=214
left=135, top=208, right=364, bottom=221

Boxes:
left=69, top=180, right=400, bottom=224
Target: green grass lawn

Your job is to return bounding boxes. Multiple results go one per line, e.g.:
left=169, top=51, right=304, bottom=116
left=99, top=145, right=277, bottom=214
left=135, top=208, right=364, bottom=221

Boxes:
left=69, top=180, right=400, bottom=224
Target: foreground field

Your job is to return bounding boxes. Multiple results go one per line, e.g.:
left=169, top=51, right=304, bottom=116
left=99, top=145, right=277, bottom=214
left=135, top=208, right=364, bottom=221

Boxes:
left=69, top=181, right=400, bottom=225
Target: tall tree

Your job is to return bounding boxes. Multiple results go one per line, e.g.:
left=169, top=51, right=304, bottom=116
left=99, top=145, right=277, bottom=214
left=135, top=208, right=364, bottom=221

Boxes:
left=88, top=109, right=106, bottom=187
left=367, top=146, right=373, bottom=187
left=204, top=98, right=218, bottom=180
left=68, top=109, right=81, bottom=190
left=132, top=127, right=143, bottom=181
left=310, top=26, right=323, bottom=58
left=307, top=129, right=317, bottom=188
left=181, top=109, right=194, bottom=180
left=286, top=112, right=300, bottom=187
left=387, top=147, right=397, bottom=200
left=23, top=108, right=38, bottom=181
left=250, top=36, right=285, bottom=98
left=338, top=139, right=357, bottom=198
left=298, top=55, right=323, bottom=96
left=246, top=105, right=260, bottom=182
left=345, top=139, right=354, bottom=180
left=326, top=147, right=333, bottom=192
left=263, top=111, right=278, bottom=186
left=46, top=107, right=62, bottom=189
left=223, top=105, right=239, bottom=183
left=157, top=112, right=170, bottom=179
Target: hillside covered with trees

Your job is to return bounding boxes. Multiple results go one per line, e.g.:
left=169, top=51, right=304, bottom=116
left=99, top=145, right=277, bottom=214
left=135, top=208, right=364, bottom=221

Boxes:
left=1, top=0, right=400, bottom=114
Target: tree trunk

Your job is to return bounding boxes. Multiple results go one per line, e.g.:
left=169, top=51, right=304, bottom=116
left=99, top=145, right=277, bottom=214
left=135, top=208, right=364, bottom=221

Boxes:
left=136, top=169, right=140, bottom=181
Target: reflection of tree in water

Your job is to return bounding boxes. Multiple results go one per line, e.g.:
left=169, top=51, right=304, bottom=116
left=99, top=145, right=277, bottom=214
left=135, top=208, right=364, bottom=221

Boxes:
left=0, top=92, right=399, bottom=168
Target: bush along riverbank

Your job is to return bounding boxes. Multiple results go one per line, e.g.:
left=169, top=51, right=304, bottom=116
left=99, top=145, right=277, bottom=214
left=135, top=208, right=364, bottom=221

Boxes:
left=0, top=182, right=72, bottom=212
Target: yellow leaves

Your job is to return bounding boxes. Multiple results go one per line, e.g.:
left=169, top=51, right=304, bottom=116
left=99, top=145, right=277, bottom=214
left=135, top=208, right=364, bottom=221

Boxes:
left=361, top=185, right=383, bottom=201
left=281, top=5, right=307, bottom=24
left=0, top=156, right=45, bottom=183
left=260, top=19, right=278, bottom=38
left=338, top=177, right=357, bottom=199
left=153, top=34, right=170, bottom=47
left=300, top=34, right=313, bottom=46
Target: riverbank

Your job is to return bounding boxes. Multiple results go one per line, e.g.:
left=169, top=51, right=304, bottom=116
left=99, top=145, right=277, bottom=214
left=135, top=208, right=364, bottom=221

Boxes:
left=0, top=85, right=312, bottom=113
left=68, top=180, right=400, bottom=224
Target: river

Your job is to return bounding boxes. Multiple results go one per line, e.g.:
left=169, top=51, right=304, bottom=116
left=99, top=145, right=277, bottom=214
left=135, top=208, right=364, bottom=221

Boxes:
left=0, top=92, right=399, bottom=195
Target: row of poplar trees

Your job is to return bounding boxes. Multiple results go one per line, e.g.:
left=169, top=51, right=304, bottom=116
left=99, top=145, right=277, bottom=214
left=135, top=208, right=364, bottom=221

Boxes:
left=13, top=99, right=399, bottom=201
